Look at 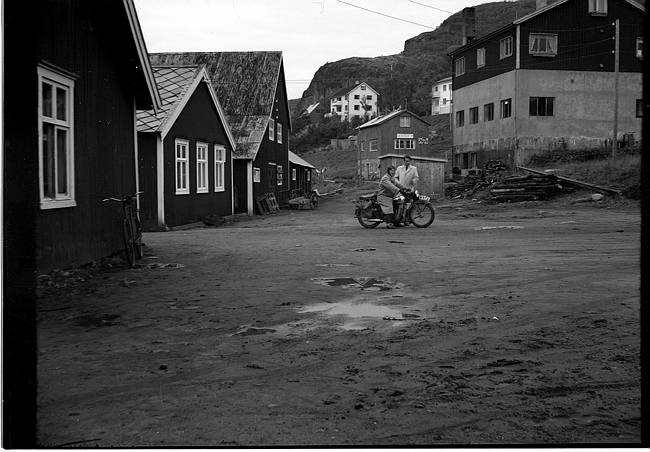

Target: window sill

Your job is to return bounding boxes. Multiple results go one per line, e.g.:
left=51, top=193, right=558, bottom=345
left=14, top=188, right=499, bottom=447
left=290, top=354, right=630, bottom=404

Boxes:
left=197, top=188, right=209, bottom=194
left=588, top=11, right=607, bottom=16
left=530, top=53, right=557, bottom=57
left=40, top=199, right=77, bottom=210
left=214, top=187, right=225, bottom=192
left=175, top=190, right=190, bottom=195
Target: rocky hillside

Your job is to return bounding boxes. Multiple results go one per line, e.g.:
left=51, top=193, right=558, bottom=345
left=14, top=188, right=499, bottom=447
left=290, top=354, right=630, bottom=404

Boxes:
left=293, top=0, right=545, bottom=119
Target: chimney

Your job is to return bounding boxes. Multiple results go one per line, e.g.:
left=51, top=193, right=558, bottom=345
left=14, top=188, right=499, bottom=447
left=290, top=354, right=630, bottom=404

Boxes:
left=536, top=0, right=547, bottom=9
left=461, top=7, right=476, bottom=46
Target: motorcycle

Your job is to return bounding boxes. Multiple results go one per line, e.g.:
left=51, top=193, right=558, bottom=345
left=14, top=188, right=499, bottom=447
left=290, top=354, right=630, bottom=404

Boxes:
left=354, top=189, right=435, bottom=228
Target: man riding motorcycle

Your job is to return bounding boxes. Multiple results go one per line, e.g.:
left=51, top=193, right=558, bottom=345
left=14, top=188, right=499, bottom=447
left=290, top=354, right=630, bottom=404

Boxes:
left=378, top=165, right=408, bottom=229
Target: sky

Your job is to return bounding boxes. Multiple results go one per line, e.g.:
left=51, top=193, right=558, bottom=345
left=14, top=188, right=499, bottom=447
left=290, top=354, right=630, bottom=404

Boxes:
left=134, top=0, right=493, bottom=100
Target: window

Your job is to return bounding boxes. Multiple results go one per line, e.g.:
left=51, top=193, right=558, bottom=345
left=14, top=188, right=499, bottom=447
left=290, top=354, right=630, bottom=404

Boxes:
left=276, top=122, right=282, bottom=144
left=637, top=38, right=643, bottom=59
left=277, top=165, right=283, bottom=186
left=214, top=145, right=225, bottom=192
left=394, top=138, right=414, bottom=150
left=336, top=105, right=342, bottom=112
left=443, top=84, right=447, bottom=91
left=529, top=34, right=558, bottom=56
left=477, top=48, right=486, bottom=67
left=470, top=153, right=477, bottom=169
left=367, top=95, right=373, bottom=100
left=175, top=139, right=189, bottom=194
left=344, top=105, right=348, bottom=111
left=400, top=116, right=411, bottom=128
left=253, top=167, right=261, bottom=183
left=354, top=105, right=360, bottom=111
left=360, top=84, right=366, bottom=90
left=433, top=99, right=439, bottom=107
left=443, top=98, right=447, bottom=105
left=588, top=0, right=607, bottom=14
left=38, top=65, right=75, bottom=209
left=369, top=139, right=378, bottom=151
left=500, top=36, right=513, bottom=59
left=484, top=102, right=494, bottom=121
left=529, top=97, right=554, bottom=116
left=456, top=110, right=465, bottom=127
left=469, top=107, right=479, bottom=124
left=292, top=168, right=297, bottom=181
left=307, top=171, right=311, bottom=182
left=455, top=57, right=465, bottom=76
left=434, top=86, right=439, bottom=92
left=354, top=94, right=360, bottom=99
left=500, top=99, right=512, bottom=118
left=268, top=118, right=276, bottom=140
left=196, top=142, right=208, bottom=193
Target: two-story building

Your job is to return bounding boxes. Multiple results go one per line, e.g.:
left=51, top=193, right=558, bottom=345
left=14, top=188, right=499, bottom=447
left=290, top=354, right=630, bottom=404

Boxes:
left=449, top=0, right=644, bottom=170
left=431, top=76, right=453, bottom=115
left=328, top=82, right=379, bottom=122
left=356, top=109, right=432, bottom=179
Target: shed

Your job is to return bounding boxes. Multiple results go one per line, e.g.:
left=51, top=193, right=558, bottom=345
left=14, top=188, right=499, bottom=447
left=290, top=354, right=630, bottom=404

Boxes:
left=378, top=154, right=447, bottom=198
left=288, top=151, right=315, bottom=195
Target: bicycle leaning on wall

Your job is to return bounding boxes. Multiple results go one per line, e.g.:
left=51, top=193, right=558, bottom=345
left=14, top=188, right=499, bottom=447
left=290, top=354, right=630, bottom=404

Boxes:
left=102, top=193, right=143, bottom=268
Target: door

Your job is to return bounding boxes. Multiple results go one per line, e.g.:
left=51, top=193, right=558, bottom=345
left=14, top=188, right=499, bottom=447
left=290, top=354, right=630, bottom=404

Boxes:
left=232, top=160, right=248, bottom=214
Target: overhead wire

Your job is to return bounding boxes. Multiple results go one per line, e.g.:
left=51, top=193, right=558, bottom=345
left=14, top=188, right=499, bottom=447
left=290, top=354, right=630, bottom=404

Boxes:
left=335, top=0, right=436, bottom=29
left=407, top=0, right=452, bottom=14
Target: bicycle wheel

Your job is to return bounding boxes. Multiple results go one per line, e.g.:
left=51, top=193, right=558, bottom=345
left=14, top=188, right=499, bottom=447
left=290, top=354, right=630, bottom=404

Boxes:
left=122, top=218, right=136, bottom=268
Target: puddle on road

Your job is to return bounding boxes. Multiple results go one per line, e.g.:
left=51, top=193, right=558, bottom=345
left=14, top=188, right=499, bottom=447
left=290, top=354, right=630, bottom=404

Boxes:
left=299, top=301, right=402, bottom=318
left=310, top=277, right=399, bottom=291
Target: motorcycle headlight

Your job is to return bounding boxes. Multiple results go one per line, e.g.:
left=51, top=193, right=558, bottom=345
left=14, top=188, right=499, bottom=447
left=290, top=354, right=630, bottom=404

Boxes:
left=414, top=190, right=419, bottom=197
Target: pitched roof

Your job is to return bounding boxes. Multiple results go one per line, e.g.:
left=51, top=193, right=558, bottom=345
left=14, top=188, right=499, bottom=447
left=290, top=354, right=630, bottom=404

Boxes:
left=514, top=0, right=644, bottom=24
left=148, top=52, right=289, bottom=160
left=358, top=109, right=430, bottom=130
left=122, top=0, right=162, bottom=112
left=329, top=81, right=378, bottom=101
left=288, top=151, right=315, bottom=169
left=136, top=66, right=236, bottom=149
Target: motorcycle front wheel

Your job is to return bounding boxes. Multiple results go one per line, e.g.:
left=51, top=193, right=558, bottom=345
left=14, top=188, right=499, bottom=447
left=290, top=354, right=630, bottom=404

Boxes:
left=409, top=203, right=435, bottom=228
left=357, top=216, right=381, bottom=228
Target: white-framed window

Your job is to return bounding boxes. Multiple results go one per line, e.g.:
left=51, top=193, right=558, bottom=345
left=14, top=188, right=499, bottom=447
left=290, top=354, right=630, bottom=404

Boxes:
left=196, top=142, right=209, bottom=193
left=367, top=95, right=373, bottom=100
left=434, top=86, right=439, bottom=92
left=455, top=57, right=465, bottom=76
left=175, top=139, right=189, bottom=195
left=400, top=116, right=411, bottom=128
left=336, top=105, right=342, bottom=112
left=360, top=84, right=366, bottom=90
left=443, top=84, right=447, bottom=91
left=354, top=105, right=360, bottom=111
left=307, top=171, right=311, bottom=182
left=277, top=122, right=283, bottom=144
left=443, top=98, right=447, bottom=105
left=354, top=94, right=360, bottom=99
left=529, top=34, right=558, bottom=56
left=637, top=37, right=643, bottom=59
left=292, top=168, right=297, bottom=181
left=253, top=167, right=261, bottom=183
left=214, top=145, right=225, bottom=192
left=277, top=165, right=283, bottom=186
left=588, top=0, right=607, bottom=14
left=500, top=36, right=513, bottom=59
left=369, top=139, right=378, bottom=151
left=269, top=118, right=275, bottom=140
left=394, top=138, right=414, bottom=150
left=38, top=64, right=76, bottom=209
left=477, top=48, right=486, bottom=67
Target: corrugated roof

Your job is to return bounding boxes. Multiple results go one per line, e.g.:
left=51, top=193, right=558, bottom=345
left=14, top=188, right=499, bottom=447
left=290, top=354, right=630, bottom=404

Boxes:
left=288, top=151, right=315, bottom=169
left=137, top=66, right=200, bottom=133
left=148, top=52, right=287, bottom=160
left=358, top=109, right=431, bottom=130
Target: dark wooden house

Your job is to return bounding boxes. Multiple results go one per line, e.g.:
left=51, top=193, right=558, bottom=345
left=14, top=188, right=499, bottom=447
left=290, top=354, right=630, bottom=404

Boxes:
left=149, top=52, right=292, bottom=215
left=356, top=109, right=432, bottom=179
left=449, top=0, right=644, bottom=169
left=288, top=151, right=315, bottom=195
left=137, top=66, right=236, bottom=230
left=3, top=0, right=161, bottom=444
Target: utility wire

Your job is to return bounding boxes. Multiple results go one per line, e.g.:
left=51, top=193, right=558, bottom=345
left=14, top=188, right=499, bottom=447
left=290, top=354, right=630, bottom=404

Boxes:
left=336, top=0, right=435, bottom=29
left=407, top=0, right=452, bottom=14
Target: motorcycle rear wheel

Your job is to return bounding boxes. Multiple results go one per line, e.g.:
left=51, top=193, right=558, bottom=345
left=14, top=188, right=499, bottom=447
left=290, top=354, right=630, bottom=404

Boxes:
left=357, top=216, right=381, bottom=228
left=409, top=203, right=435, bottom=228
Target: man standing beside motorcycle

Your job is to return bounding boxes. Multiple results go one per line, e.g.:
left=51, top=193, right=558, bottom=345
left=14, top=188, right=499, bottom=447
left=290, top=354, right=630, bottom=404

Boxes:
left=378, top=165, right=407, bottom=229
left=395, top=155, right=419, bottom=225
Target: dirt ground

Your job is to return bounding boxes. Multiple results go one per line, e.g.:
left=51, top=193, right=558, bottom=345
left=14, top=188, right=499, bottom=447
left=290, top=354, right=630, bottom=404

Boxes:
left=36, top=190, right=641, bottom=446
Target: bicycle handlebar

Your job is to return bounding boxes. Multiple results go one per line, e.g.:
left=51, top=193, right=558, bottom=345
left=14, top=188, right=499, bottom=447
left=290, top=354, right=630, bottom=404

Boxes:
left=101, top=192, right=144, bottom=203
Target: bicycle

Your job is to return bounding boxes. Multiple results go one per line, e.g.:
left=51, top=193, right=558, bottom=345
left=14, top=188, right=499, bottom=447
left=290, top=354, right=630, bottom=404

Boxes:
left=102, top=193, right=143, bottom=268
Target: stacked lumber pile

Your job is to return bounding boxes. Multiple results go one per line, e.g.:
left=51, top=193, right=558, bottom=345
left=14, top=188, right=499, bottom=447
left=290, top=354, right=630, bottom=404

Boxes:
left=445, top=175, right=493, bottom=199
left=490, top=174, right=563, bottom=202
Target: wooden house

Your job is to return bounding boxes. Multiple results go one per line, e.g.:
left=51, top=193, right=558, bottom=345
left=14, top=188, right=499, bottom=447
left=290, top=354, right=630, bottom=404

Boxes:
left=288, top=151, right=315, bottom=196
left=149, top=52, right=292, bottom=215
left=449, top=0, right=644, bottom=169
left=4, top=0, right=161, bottom=272
left=356, top=109, right=432, bottom=179
left=378, top=154, right=447, bottom=198
left=137, top=66, right=236, bottom=230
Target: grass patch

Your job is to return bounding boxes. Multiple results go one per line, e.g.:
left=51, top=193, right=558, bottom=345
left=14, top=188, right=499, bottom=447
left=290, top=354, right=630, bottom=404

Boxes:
left=533, top=154, right=640, bottom=199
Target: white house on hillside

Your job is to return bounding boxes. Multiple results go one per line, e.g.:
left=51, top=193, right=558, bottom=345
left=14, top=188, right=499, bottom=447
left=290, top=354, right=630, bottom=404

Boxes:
left=328, top=81, right=379, bottom=121
left=431, top=76, right=452, bottom=115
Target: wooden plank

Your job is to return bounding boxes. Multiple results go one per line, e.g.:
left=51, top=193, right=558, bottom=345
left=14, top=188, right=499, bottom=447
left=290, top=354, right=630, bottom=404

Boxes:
left=517, top=166, right=622, bottom=195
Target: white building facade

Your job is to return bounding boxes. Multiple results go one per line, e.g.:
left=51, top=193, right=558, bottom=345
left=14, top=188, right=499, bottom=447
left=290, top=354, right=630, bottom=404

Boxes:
left=329, top=82, right=379, bottom=122
left=431, top=76, right=452, bottom=115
